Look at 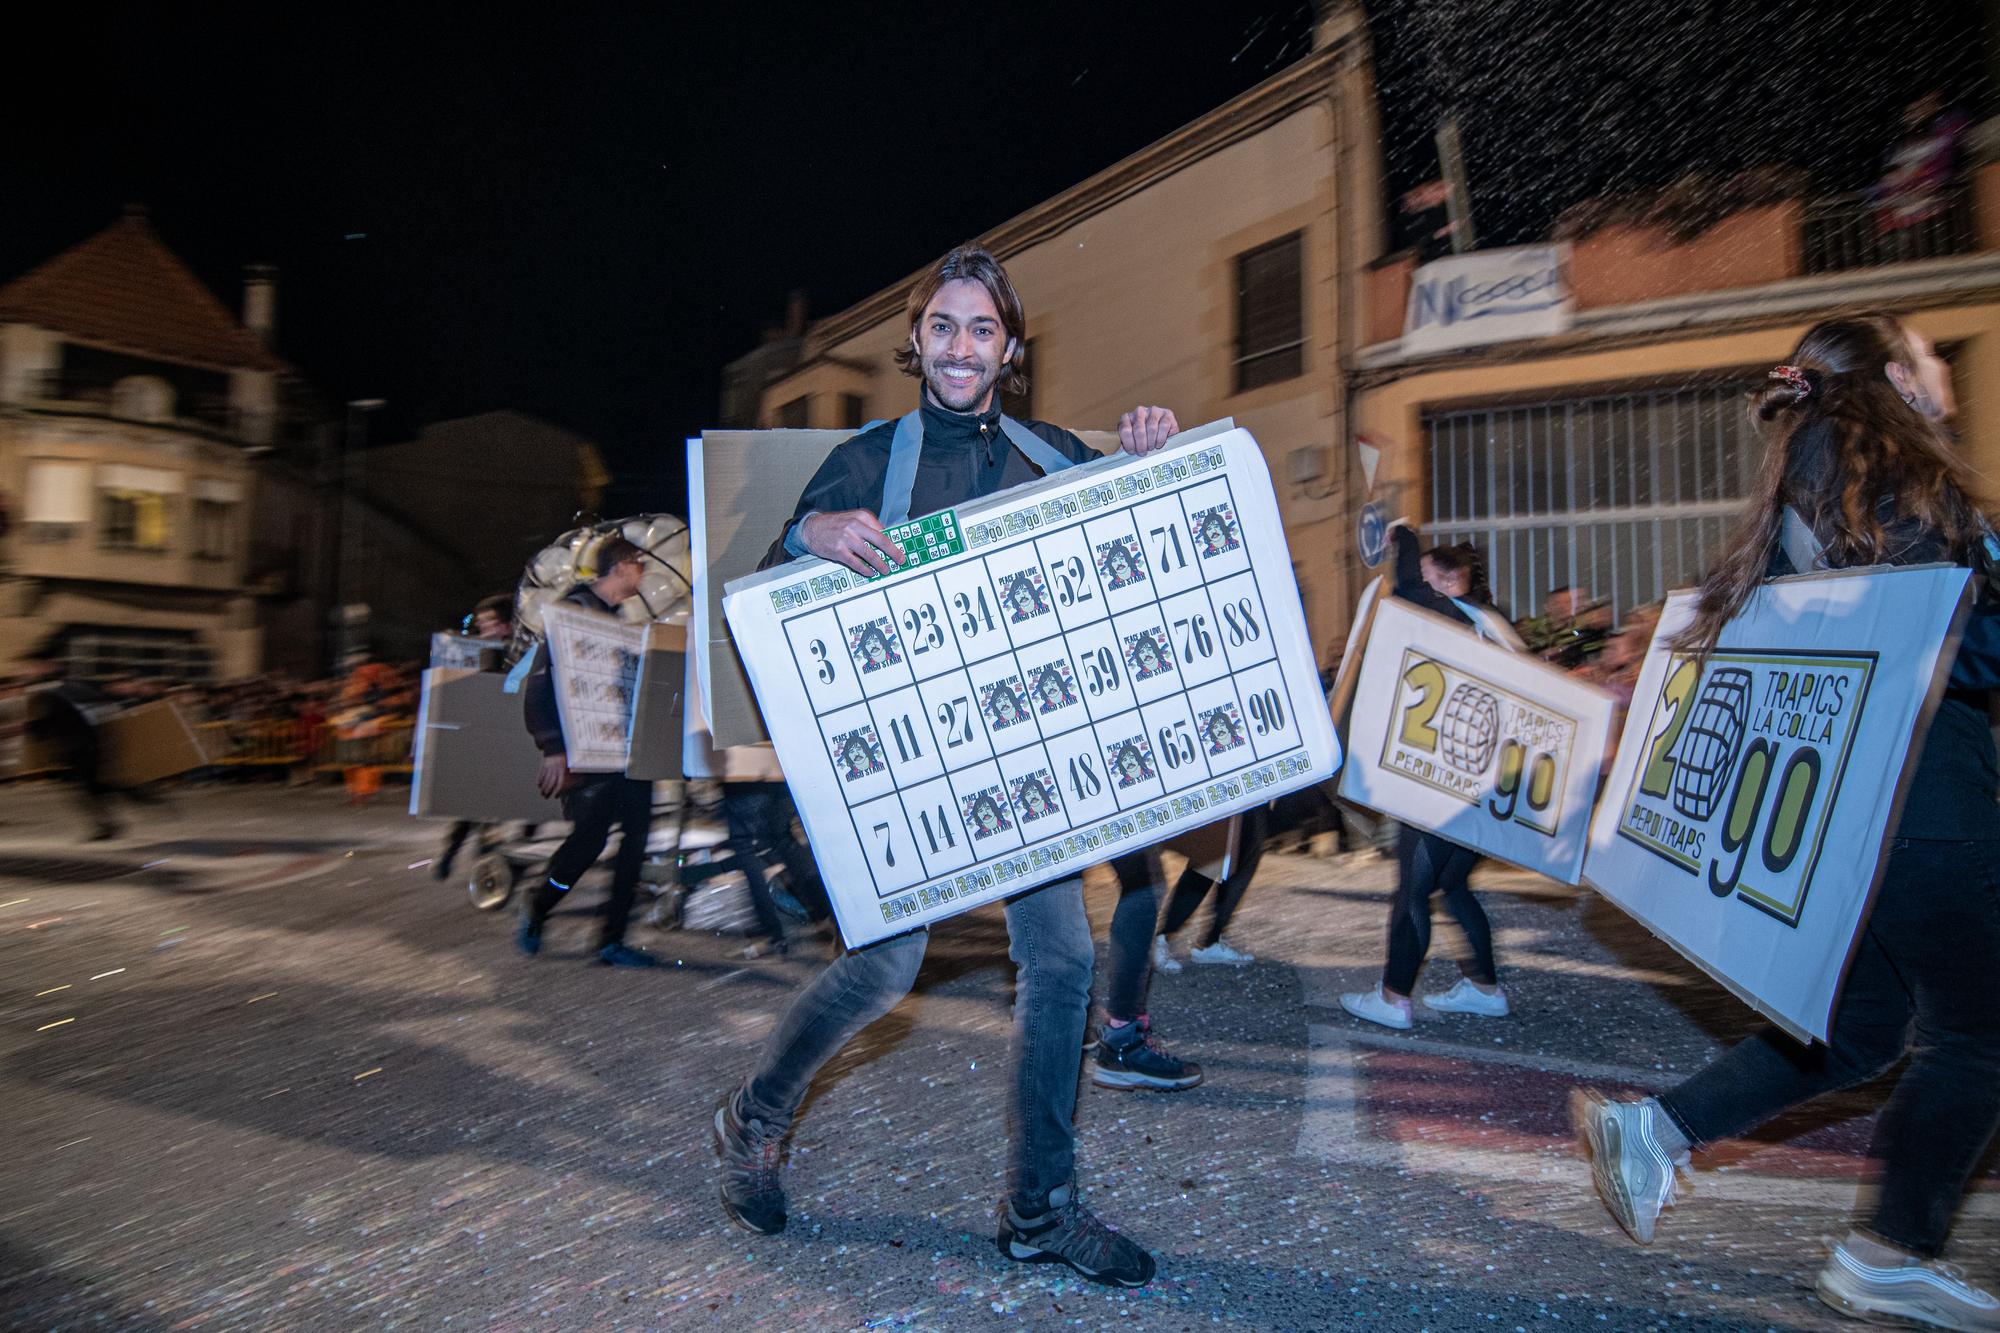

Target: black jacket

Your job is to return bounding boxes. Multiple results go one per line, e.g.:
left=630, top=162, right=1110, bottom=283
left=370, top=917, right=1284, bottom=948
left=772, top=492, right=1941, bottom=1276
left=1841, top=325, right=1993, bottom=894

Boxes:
left=759, top=392, right=1095, bottom=571
left=522, top=583, right=617, bottom=758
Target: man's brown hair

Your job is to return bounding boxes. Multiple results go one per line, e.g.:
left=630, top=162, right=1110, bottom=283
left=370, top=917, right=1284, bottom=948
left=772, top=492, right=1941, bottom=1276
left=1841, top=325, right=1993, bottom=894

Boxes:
left=892, top=244, right=1029, bottom=398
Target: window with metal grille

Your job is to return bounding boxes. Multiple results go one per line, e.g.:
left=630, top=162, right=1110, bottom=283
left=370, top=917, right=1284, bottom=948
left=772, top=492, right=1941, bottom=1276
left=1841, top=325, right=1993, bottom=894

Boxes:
left=839, top=392, right=866, bottom=430
left=775, top=395, right=809, bottom=429
left=1422, top=378, right=1764, bottom=623
left=1233, top=233, right=1304, bottom=392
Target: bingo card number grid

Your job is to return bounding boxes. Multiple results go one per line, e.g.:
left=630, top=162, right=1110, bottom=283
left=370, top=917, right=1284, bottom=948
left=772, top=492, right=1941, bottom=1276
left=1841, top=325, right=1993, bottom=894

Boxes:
left=725, top=428, right=1337, bottom=946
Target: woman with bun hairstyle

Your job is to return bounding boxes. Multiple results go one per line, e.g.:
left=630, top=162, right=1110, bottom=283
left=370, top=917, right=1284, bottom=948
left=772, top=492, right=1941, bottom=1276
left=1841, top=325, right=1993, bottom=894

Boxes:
left=1573, top=313, right=2000, bottom=1329
left=1341, top=521, right=1525, bottom=1032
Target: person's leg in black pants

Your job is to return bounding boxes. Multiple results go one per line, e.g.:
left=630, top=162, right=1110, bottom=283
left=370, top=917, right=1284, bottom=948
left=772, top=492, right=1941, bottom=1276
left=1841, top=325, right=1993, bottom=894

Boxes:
left=1433, top=843, right=1497, bottom=987
left=437, top=820, right=475, bottom=878
left=1381, top=828, right=1482, bottom=998
left=1194, top=806, right=1268, bottom=949
left=721, top=783, right=788, bottom=949
left=594, top=776, right=655, bottom=954
left=1655, top=837, right=2000, bottom=1258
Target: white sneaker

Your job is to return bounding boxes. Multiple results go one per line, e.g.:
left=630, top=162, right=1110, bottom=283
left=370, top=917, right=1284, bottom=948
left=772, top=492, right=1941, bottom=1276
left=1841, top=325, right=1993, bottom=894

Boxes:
left=1817, top=1244, right=2000, bottom=1330
left=1151, top=935, right=1182, bottom=974
left=1569, top=1091, right=1686, bottom=1244
left=1189, top=939, right=1254, bottom=966
left=1339, top=985, right=1413, bottom=1031
left=1421, top=978, right=1510, bottom=1017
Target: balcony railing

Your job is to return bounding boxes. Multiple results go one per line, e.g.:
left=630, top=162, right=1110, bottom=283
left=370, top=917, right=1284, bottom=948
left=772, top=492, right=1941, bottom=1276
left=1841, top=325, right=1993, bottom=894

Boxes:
left=1802, top=181, right=1977, bottom=274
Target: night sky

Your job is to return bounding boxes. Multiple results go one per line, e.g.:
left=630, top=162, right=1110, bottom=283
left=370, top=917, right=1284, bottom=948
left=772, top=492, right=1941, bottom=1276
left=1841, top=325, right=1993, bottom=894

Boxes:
left=0, top=2, right=1986, bottom=520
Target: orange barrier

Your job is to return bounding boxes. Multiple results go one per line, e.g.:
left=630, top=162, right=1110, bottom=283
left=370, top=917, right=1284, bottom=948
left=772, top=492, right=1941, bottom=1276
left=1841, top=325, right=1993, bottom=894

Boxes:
left=196, top=717, right=414, bottom=777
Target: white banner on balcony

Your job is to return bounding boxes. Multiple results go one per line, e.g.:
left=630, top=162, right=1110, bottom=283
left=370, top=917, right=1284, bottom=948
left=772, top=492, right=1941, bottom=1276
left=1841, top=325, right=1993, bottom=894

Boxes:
left=1402, top=244, right=1573, bottom=356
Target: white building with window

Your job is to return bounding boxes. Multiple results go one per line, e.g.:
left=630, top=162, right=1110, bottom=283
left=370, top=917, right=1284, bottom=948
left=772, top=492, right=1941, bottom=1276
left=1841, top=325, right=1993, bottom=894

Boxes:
left=746, top=7, right=1386, bottom=663
left=0, top=210, right=291, bottom=680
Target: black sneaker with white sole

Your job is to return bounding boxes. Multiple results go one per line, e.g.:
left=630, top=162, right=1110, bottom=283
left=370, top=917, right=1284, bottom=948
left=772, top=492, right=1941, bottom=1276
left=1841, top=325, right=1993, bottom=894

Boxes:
left=997, top=1184, right=1155, bottom=1287
left=712, top=1088, right=787, bottom=1235
left=1091, top=1018, right=1202, bottom=1091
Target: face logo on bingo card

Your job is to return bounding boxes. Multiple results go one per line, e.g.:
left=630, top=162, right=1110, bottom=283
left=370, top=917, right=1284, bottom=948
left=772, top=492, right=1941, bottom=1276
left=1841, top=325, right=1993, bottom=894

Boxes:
left=1106, top=736, right=1156, bottom=787
left=962, top=787, right=1013, bottom=840
left=981, top=676, right=1031, bottom=730
left=1001, top=568, right=1052, bottom=624
left=1200, top=703, right=1247, bottom=756
left=848, top=618, right=903, bottom=674
left=1096, top=537, right=1146, bottom=590
left=1028, top=660, right=1078, bottom=714
left=1193, top=504, right=1241, bottom=558
left=1124, top=629, right=1172, bottom=681
left=1009, top=770, right=1061, bottom=824
left=831, top=725, right=886, bottom=781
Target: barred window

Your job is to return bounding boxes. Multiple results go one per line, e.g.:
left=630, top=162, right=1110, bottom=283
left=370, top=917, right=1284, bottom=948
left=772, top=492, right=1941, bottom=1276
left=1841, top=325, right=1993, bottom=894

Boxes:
left=775, top=396, right=809, bottom=429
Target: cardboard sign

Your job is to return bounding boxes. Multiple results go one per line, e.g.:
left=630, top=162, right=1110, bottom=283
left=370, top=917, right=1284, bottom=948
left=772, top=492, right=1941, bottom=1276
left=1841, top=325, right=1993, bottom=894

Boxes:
left=1339, top=596, right=1614, bottom=883
left=1582, top=566, right=1972, bottom=1043
left=98, top=700, right=210, bottom=788
left=409, top=668, right=564, bottom=822
left=689, top=425, right=1121, bottom=750
left=722, top=424, right=1341, bottom=948
left=626, top=620, right=687, bottom=781
left=541, top=603, right=645, bottom=773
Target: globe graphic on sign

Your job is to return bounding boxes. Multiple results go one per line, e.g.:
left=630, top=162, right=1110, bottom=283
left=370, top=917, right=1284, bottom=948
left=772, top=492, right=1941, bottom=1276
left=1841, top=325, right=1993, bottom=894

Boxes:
left=1439, top=682, right=1500, bottom=775
left=1671, top=666, right=1752, bottom=821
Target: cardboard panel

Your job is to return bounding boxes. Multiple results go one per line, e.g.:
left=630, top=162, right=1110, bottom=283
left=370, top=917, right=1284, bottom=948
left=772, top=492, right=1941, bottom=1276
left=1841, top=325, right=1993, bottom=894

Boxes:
left=409, top=668, right=565, bottom=822
left=1582, top=566, right=1971, bottom=1043
left=690, top=426, right=1121, bottom=751
left=627, top=620, right=687, bottom=781
left=98, top=700, right=209, bottom=787
left=722, top=422, right=1335, bottom=948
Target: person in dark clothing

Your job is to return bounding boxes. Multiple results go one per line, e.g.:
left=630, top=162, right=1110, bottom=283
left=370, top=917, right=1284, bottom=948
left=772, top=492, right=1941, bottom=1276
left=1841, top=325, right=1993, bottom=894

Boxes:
left=22, top=658, right=125, bottom=840
left=518, top=539, right=661, bottom=968
left=714, top=244, right=1179, bottom=1288
left=1573, top=314, right=2000, bottom=1330
left=436, top=593, right=519, bottom=881
left=1342, top=525, right=1522, bottom=1032
left=1089, top=851, right=1203, bottom=1092
left=1155, top=803, right=1270, bottom=969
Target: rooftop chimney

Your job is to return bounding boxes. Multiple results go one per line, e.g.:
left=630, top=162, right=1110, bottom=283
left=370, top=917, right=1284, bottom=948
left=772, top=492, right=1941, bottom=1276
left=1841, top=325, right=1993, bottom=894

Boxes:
left=243, top=263, right=278, bottom=345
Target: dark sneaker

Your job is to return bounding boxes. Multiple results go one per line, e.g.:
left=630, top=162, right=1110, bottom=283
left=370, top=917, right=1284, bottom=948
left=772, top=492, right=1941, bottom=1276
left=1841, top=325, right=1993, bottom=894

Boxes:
left=713, top=1089, right=787, bottom=1235
left=998, top=1184, right=1155, bottom=1287
left=515, top=911, right=544, bottom=956
left=596, top=942, right=664, bottom=968
left=1092, top=1019, right=1202, bottom=1091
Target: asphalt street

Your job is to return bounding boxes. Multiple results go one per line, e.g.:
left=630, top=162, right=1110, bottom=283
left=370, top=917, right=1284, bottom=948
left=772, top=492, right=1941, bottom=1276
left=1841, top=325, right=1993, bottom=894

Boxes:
left=1, top=783, right=1993, bottom=1332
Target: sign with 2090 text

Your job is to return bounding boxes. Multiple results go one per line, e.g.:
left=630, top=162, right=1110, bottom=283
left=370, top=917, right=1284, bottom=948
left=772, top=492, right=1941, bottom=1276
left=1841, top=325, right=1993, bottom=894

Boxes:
left=723, top=425, right=1342, bottom=948
left=1582, top=567, right=1971, bottom=1042
left=1339, top=596, right=1614, bottom=883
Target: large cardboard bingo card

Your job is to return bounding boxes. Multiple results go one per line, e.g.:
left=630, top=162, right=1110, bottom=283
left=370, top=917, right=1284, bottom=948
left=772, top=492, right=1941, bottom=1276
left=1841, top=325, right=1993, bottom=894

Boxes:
left=1583, top=566, right=1972, bottom=1043
left=723, top=426, right=1341, bottom=948
left=1339, top=596, right=1614, bottom=882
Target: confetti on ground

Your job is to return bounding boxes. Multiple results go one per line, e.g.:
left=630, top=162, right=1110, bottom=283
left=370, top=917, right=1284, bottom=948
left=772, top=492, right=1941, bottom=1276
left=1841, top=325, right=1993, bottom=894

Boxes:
left=90, top=968, right=126, bottom=980
left=36, top=1018, right=75, bottom=1032
left=247, top=993, right=279, bottom=1003
left=353, top=1068, right=383, bottom=1081
left=35, top=985, right=71, bottom=996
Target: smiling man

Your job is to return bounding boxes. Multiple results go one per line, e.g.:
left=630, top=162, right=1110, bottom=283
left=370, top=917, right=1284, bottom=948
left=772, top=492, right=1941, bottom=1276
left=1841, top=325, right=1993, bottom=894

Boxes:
left=716, top=244, right=1179, bottom=1287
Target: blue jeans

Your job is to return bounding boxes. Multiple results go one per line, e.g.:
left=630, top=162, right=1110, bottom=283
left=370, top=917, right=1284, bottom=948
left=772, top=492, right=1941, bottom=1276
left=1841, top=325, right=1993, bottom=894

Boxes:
left=740, top=875, right=1094, bottom=1211
left=1659, top=838, right=2000, bottom=1257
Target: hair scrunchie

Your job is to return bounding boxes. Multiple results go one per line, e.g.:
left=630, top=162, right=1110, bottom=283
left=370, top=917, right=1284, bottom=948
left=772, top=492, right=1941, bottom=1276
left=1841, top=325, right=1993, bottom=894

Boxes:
left=1768, top=364, right=1822, bottom=398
